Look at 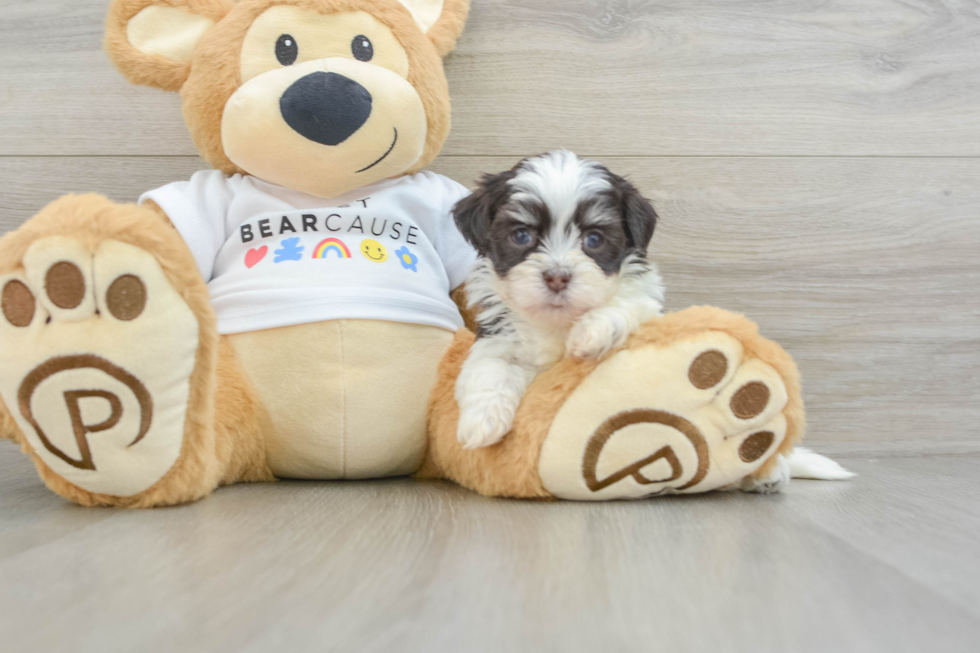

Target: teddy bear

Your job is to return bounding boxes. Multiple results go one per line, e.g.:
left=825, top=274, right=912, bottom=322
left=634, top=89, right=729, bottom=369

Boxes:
left=0, top=0, right=834, bottom=508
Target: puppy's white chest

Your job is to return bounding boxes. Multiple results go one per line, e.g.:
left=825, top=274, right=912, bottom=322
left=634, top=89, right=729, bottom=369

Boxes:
left=518, top=328, right=568, bottom=371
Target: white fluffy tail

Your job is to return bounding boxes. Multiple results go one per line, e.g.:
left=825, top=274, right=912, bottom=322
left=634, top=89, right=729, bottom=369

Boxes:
left=787, top=448, right=856, bottom=481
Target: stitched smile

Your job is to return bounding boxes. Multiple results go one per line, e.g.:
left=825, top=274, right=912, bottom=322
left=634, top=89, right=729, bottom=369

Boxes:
left=364, top=251, right=384, bottom=260
left=356, top=128, right=398, bottom=173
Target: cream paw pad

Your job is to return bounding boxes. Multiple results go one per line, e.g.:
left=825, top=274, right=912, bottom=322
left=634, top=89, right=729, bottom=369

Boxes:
left=538, top=330, right=790, bottom=500
left=0, top=236, right=198, bottom=497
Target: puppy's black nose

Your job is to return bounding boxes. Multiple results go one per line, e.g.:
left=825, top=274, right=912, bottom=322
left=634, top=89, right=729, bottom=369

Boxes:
left=543, top=271, right=572, bottom=293
left=280, top=72, right=373, bottom=146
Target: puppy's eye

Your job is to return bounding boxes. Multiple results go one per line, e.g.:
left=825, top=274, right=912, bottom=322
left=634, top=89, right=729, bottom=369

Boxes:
left=352, top=35, right=374, bottom=62
left=584, top=231, right=605, bottom=249
left=511, top=228, right=533, bottom=247
left=276, top=34, right=298, bottom=66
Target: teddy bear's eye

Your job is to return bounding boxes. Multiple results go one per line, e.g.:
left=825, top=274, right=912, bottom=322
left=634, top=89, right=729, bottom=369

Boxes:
left=351, top=35, right=374, bottom=62
left=276, top=34, right=298, bottom=66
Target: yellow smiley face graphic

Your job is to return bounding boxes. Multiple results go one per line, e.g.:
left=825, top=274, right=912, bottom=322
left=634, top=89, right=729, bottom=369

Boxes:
left=361, top=239, right=388, bottom=263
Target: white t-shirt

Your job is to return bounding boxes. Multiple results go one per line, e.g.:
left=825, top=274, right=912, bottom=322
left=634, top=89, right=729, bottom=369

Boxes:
left=140, top=170, right=476, bottom=335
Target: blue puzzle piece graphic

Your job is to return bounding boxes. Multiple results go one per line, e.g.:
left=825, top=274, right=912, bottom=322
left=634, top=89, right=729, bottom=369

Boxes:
left=274, top=237, right=304, bottom=263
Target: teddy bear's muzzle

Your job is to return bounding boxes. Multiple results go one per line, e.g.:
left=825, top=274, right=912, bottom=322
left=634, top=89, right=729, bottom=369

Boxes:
left=280, top=71, right=374, bottom=147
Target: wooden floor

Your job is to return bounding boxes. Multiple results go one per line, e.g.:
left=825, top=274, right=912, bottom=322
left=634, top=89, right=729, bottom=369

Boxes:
left=1, top=0, right=978, bottom=650
left=2, top=445, right=980, bottom=652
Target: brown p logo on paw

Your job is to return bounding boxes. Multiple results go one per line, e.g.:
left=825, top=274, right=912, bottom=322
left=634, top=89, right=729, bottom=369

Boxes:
left=18, top=355, right=153, bottom=471
left=582, top=409, right=709, bottom=493
left=539, top=330, right=791, bottom=500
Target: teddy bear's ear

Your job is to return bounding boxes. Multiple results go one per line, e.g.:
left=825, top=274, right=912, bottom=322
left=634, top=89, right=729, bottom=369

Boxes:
left=397, top=0, right=470, bottom=57
left=105, top=0, right=233, bottom=92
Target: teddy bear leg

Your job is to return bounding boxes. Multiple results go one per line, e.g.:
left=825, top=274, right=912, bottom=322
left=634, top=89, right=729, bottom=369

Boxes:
left=0, top=194, right=272, bottom=507
left=422, top=307, right=804, bottom=501
left=419, top=329, right=555, bottom=499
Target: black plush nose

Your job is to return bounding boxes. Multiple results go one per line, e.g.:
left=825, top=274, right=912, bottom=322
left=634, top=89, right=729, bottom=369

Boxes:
left=280, top=72, right=373, bottom=146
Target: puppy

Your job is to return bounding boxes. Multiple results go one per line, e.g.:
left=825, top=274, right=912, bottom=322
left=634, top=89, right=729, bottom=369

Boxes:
left=451, top=151, right=665, bottom=449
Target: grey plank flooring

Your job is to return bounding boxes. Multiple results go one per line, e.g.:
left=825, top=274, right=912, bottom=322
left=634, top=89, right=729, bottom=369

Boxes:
left=1, top=443, right=979, bottom=653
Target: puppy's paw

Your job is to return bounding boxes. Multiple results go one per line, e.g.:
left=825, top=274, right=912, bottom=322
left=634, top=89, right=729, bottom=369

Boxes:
left=457, top=400, right=516, bottom=449
left=740, top=454, right=791, bottom=494
left=455, top=353, right=530, bottom=449
left=566, top=312, right=628, bottom=360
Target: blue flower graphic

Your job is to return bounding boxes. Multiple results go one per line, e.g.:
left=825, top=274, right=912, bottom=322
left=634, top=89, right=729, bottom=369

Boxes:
left=395, top=246, right=419, bottom=272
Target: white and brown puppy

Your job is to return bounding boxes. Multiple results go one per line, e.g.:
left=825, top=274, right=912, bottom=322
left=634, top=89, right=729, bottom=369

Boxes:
left=452, top=151, right=665, bottom=449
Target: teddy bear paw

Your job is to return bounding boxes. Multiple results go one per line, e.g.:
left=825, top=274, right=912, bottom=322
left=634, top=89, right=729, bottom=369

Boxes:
left=0, top=236, right=199, bottom=498
left=538, top=328, right=792, bottom=500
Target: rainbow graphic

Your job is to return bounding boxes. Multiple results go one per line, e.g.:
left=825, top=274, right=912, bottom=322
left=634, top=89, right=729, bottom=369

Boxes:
left=312, top=238, right=352, bottom=260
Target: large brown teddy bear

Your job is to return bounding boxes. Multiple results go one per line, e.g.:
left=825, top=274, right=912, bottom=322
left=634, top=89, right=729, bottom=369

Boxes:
left=0, top=0, right=829, bottom=508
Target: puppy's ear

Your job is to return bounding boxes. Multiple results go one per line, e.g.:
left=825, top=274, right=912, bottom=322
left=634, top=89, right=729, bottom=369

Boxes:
left=608, top=172, right=658, bottom=253
left=453, top=169, right=516, bottom=255
left=105, top=0, right=233, bottom=92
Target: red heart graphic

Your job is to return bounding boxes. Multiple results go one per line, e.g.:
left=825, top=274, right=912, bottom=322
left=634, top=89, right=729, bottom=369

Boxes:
left=245, top=246, right=268, bottom=269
